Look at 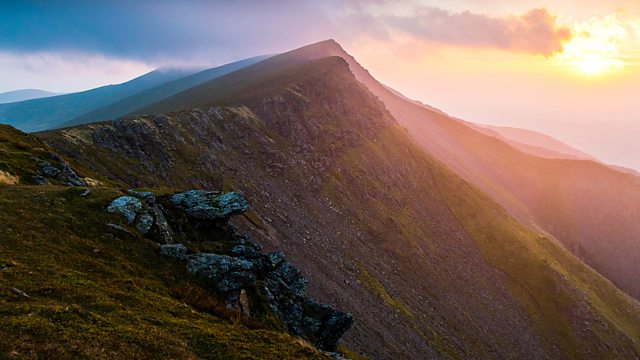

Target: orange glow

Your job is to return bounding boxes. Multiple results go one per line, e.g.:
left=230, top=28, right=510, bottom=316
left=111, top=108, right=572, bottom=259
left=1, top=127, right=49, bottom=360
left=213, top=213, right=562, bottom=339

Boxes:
left=555, top=15, right=631, bottom=76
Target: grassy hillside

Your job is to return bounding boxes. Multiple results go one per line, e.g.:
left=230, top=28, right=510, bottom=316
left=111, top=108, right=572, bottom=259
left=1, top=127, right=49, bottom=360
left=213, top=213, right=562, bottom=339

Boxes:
left=42, top=55, right=640, bottom=359
left=0, top=125, right=334, bottom=358
left=0, top=186, right=328, bottom=359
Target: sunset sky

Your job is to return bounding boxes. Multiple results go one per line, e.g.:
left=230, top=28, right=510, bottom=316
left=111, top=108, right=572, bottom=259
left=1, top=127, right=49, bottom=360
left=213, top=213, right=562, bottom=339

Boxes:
left=1, top=0, right=639, bottom=169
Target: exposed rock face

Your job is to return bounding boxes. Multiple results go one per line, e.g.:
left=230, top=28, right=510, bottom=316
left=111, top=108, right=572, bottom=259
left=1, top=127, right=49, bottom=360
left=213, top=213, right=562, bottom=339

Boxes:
left=106, top=189, right=352, bottom=352
left=170, top=190, right=249, bottom=220
left=32, top=153, right=86, bottom=186
left=111, top=191, right=174, bottom=244
left=187, top=253, right=257, bottom=296
left=106, top=196, right=142, bottom=223
left=159, top=243, right=188, bottom=261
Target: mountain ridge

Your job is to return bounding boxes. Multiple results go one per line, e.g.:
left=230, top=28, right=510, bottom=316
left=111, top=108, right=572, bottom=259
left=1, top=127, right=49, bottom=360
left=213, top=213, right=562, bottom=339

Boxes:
left=41, top=49, right=640, bottom=359
left=0, top=89, right=60, bottom=104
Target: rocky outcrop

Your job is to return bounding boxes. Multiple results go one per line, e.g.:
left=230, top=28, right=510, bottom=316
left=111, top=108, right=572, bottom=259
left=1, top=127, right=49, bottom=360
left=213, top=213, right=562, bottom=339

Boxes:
left=32, top=153, right=86, bottom=186
left=170, top=190, right=249, bottom=220
left=106, top=189, right=352, bottom=352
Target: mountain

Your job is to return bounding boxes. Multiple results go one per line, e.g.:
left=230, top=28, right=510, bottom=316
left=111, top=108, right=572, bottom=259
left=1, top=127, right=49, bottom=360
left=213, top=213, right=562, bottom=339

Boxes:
left=469, top=123, right=597, bottom=161
left=60, top=55, right=270, bottom=128
left=0, top=124, right=345, bottom=359
left=40, top=44, right=640, bottom=359
left=0, top=68, right=200, bottom=132
left=0, top=89, right=59, bottom=104
left=227, top=40, right=640, bottom=303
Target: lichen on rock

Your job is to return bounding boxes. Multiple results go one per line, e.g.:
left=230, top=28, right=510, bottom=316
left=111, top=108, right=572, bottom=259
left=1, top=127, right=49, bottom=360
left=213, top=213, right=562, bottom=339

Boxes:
left=170, top=190, right=249, bottom=220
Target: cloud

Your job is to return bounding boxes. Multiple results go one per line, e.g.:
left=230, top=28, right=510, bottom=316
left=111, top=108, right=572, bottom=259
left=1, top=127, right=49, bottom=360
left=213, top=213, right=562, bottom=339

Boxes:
left=0, top=0, right=336, bottom=64
left=378, top=7, right=572, bottom=55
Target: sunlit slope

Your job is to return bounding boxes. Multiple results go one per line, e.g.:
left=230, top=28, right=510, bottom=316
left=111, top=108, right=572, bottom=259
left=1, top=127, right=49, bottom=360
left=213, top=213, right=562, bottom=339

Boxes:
left=43, top=55, right=640, bottom=359
left=260, top=40, right=640, bottom=303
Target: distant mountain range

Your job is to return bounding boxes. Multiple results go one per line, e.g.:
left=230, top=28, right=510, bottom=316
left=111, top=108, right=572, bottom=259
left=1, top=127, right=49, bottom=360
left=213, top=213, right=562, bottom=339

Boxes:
left=0, top=89, right=59, bottom=104
left=32, top=40, right=640, bottom=358
left=0, top=57, right=269, bottom=132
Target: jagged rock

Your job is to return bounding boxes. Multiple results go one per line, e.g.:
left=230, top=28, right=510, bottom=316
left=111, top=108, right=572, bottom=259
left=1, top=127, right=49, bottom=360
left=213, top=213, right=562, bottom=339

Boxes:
left=160, top=243, right=188, bottom=261
left=33, top=175, right=49, bottom=185
left=128, top=189, right=156, bottom=204
left=148, top=204, right=173, bottom=244
left=187, top=253, right=257, bottom=297
left=263, top=251, right=285, bottom=269
left=267, top=262, right=308, bottom=298
left=32, top=154, right=86, bottom=186
left=170, top=190, right=249, bottom=220
left=135, top=210, right=154, bottom=234
left=39, top=162, right=60, bottom=177
left=104, top=189, right=353, bottom=351
left=107, top=196, right=143, bottom=223
left=230, top=244, right=262, bottom=259
left=58, top=161, right=86, bottom=186
left=304, top=299, right=354, bottom=352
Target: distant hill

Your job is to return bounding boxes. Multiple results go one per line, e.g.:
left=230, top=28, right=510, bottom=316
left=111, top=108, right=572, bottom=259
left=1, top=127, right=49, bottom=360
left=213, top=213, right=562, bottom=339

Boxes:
left=61, top=55, right=270, bottom=128
left=0, top=68, right=200, bottom=132
left=0, top=89, right=59, bottom=104
left=469, top=123, right=597, bottom=161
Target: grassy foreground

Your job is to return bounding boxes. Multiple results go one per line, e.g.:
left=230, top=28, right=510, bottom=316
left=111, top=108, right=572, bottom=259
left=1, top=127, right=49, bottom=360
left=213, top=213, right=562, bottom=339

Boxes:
left=0, top=185, right=327, bottom=359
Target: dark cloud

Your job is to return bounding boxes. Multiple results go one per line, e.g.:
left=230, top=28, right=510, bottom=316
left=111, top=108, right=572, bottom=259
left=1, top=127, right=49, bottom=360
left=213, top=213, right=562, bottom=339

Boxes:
left=0, top=0, right=571, bottom=64
left=382, top=7, right=572, bottom=55
left=0, top=0, right=337, bottom=63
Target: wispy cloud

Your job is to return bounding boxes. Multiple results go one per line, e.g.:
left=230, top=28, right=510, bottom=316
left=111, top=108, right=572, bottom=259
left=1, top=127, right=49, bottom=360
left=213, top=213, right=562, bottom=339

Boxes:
left=360, top=7, right=572, bottom=55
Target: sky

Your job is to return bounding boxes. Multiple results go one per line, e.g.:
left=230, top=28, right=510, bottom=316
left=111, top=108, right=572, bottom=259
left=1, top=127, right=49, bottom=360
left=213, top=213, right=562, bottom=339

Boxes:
left=1, top=0, right=639, bottom=170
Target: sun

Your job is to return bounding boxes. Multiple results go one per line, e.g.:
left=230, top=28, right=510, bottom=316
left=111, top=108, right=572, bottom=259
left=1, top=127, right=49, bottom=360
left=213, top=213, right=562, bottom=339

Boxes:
left=555, top=15, right=627, bottom=76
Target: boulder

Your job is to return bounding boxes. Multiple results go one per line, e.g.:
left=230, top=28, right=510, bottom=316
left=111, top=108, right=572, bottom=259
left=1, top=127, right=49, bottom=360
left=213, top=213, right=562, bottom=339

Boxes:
left=135, top=210, right=154, bottom=234
left=187, top=253, right=257, bottom=297
left=160, top=243, right=188, bottom=261
left=128, top=189, right=156, bottom=204
left=107, top=196, right=142, bottom=224
left=170, top=190, right=249, bottom=220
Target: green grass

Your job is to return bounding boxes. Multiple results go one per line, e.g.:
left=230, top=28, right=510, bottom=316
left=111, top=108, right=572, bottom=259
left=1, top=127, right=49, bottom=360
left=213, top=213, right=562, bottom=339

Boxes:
left=354, top=261, right=413, bottom=320
left=0, top=185, right=328, bottom=359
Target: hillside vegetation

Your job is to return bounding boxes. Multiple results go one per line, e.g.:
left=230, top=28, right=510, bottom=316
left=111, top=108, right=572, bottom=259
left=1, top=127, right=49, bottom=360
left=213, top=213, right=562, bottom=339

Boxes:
left=0, top=124, right=336, bottom=359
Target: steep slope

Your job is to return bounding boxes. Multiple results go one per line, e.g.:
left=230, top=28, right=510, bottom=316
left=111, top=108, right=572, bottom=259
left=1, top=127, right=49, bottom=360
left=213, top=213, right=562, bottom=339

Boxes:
left=62, top=56, right=270, bottom=128
left=0, top=125, right=338, bottom=359
left=216, top=40, right=640, bottom=303
left=43, top=56, right=640, bottom=359
left=0, top=68, right=198, bottom=132
left=0, top=89, right=59, bottom=104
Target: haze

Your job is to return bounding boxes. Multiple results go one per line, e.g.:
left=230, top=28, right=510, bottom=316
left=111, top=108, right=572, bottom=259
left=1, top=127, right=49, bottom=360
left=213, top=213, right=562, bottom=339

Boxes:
left=1, top=0, right=638, bottom=169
